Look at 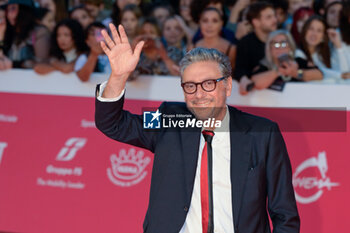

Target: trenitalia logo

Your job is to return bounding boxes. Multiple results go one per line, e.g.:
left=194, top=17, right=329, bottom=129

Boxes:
left=0, top=142, right=8, bottom=165
left=293, top=151, right=339, bottom=204
left=56, top=138, right=87, bottom=161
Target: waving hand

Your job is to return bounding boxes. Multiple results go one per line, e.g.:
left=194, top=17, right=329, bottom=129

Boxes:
left=100, top=24, right=144, bottom=98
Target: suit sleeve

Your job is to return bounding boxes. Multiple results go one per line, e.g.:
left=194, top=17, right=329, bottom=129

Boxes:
left=94, top=85, right=158, bottom=152
left=266, top=123, right=300, bottom=233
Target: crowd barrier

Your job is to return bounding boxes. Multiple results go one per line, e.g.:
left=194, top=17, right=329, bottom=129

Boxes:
left=0, top=69, right=349, bottom=233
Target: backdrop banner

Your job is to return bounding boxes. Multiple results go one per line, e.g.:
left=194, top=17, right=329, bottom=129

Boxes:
left=0, top=70, right=349, bottom=233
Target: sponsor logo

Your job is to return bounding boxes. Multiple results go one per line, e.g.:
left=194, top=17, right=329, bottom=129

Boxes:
left=107, top=148, right=151, bottom=187
left=37, top=138, right=86, bottom=190
left=293, top=151, right=339, bottom=204
left=0, top=114, right=18, bottom=123
left=0, top=142, right=8, bottom=165
left=143, top=110, right=161, bottom=129
left=56, top=138, right=87, bottom=161
left=81, top=119, right=95, bottom=128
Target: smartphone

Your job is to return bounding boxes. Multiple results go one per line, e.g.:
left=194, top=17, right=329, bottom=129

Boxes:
left=95, top=30, right=104, bottom=42
left=278, top=53, right=292, bottom=64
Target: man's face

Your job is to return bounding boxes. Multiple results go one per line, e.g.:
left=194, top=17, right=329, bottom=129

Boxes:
left=255, top=8, right=277, bottom=33
left=182, top=61, right=232, bottom=121
left=85, top=3, right=100, bottom=19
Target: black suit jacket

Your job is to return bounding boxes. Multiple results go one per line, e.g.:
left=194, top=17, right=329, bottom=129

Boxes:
left=95, top=91, right=300, bottom=233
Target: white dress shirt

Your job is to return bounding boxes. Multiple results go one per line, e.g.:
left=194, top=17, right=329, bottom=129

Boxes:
left=97, top=83, right=234, bottom=232
left=179, top=108, right=234, bottom=233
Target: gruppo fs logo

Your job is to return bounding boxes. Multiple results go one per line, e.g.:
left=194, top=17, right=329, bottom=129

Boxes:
left=107, top=148, right=151, bottom=187
left=293, top=151, right=339, bottom=204
left=143, top=109, right=161, bottom=129
left=56, top=137, right=87, bottom=161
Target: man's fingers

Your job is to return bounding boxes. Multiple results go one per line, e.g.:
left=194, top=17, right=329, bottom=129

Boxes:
left=133, top=41, right=145, bottom=59
left=110, top=23, right=121, bottom=44
left=101, top=29, right=115, bottom=49
left=118, top=25, right=129, bottom=43
left=100, top=41, right=110, bottom=56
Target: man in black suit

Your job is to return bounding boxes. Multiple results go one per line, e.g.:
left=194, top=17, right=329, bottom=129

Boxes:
left=95, top=24, right=300, bottom=233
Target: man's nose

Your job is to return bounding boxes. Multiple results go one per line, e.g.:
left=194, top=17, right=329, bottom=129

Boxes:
left=194, top=84, right=206, bottom=98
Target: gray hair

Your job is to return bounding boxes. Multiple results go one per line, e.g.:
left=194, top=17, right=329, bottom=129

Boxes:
left=264, top=30, right=296, bottom=70
left=179, top=48, right=232, bottom=79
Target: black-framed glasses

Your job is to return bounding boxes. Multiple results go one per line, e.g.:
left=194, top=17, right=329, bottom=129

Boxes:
left=181, top=76, right=226, bottom=94
left=271, top=40, right=289, bottom=49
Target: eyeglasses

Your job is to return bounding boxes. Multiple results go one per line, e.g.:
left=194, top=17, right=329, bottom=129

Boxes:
left=271, top=41, right=289, bottom=49
left=181, top=76, right=226, bottom=94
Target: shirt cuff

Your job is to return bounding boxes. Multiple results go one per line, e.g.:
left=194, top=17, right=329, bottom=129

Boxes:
left=96, top=81, right=125, bottom=102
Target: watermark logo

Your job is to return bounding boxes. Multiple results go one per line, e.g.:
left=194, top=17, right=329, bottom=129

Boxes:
left=293, top=151, right=339, bottom=204
left=56, top=138, right=87, bottom=161
left=143, top=109, right=222, bottom=130
left=107, top=148, right=151, bottom=187
left=143, top=109, right=161, bottom=129
left=0, top=142, right=8, bottom=165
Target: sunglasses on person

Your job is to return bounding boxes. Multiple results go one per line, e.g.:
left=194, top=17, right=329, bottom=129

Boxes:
left=181, top=76, right=226, bottom=94
left=270, top=40, right=289, bottom=49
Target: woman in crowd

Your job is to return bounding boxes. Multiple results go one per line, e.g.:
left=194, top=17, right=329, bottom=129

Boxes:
left=129, top=18, right=179, bottom=79
left=0, top=4, right=12, bottom=70
left=325, top=1, right=342, bottom=28
left=69, top=5, right=93, bottom=29
left=103, top=0, right=142, bottom=29
left=34, top=19, right=87, bottom=74
left=36, top=7, right=56, bottom=32
left=338, top=1, right=350, bottom=78
left=120, top=4, right=142, bottom=44
left=298, top=15, right=350, bottom=80
left=194, top=7, right=236, bottom=69
left=290, top=7, right=314, bottom=45
left=151, top=3, right=173, bottom=28
left=190, top=0, right=236, bottom=44
left=250, top=30, right=323, bottom=91
left=74, top=22, right=110, bottom=82
left=5, top=0, right=50, bottom=68
left=161, top=16, right=187, bottom=65
left=38, top=0, right=68, bottom=23
left=179, top=0, right=197, bottom=37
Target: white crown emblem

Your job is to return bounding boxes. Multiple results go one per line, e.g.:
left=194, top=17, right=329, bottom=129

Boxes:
left=107, top=148, right=151, bottom=187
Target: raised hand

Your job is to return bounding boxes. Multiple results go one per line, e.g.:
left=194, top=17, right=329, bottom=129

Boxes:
left=101, top=24, right=144, bottom=80
left=327, top=28, right=342, bottom=49
left=100, top=24, right=144, bottom=98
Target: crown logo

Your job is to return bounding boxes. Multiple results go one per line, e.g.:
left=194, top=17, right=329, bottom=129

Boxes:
left=107, top=148, right=151, bottom=187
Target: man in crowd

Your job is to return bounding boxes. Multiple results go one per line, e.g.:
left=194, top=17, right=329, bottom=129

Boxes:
left=234, top=1, right=278, bottom=95
left=95, top=23, right=299, bottom=233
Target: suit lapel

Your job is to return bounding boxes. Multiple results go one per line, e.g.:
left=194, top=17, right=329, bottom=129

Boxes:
left=228, top=107, right=252, bottom=228
left=180, top=128, right=201, bottom=203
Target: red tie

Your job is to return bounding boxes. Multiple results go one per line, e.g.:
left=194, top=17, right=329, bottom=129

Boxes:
left=201, top=130, right=214, bottom=233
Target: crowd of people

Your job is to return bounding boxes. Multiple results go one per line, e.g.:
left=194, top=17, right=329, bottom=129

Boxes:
left=0, top=0, right=349, bottom=94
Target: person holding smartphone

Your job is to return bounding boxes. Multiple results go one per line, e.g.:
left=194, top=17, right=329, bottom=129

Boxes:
left=74, top=22, right=111, bottom=82
left=249, top=30, right=323, bottom=91
left=129, top=17, right=180, bottom=80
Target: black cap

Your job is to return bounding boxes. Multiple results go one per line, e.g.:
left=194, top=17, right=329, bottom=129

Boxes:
left=5, top=0, right=35, bottom=8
